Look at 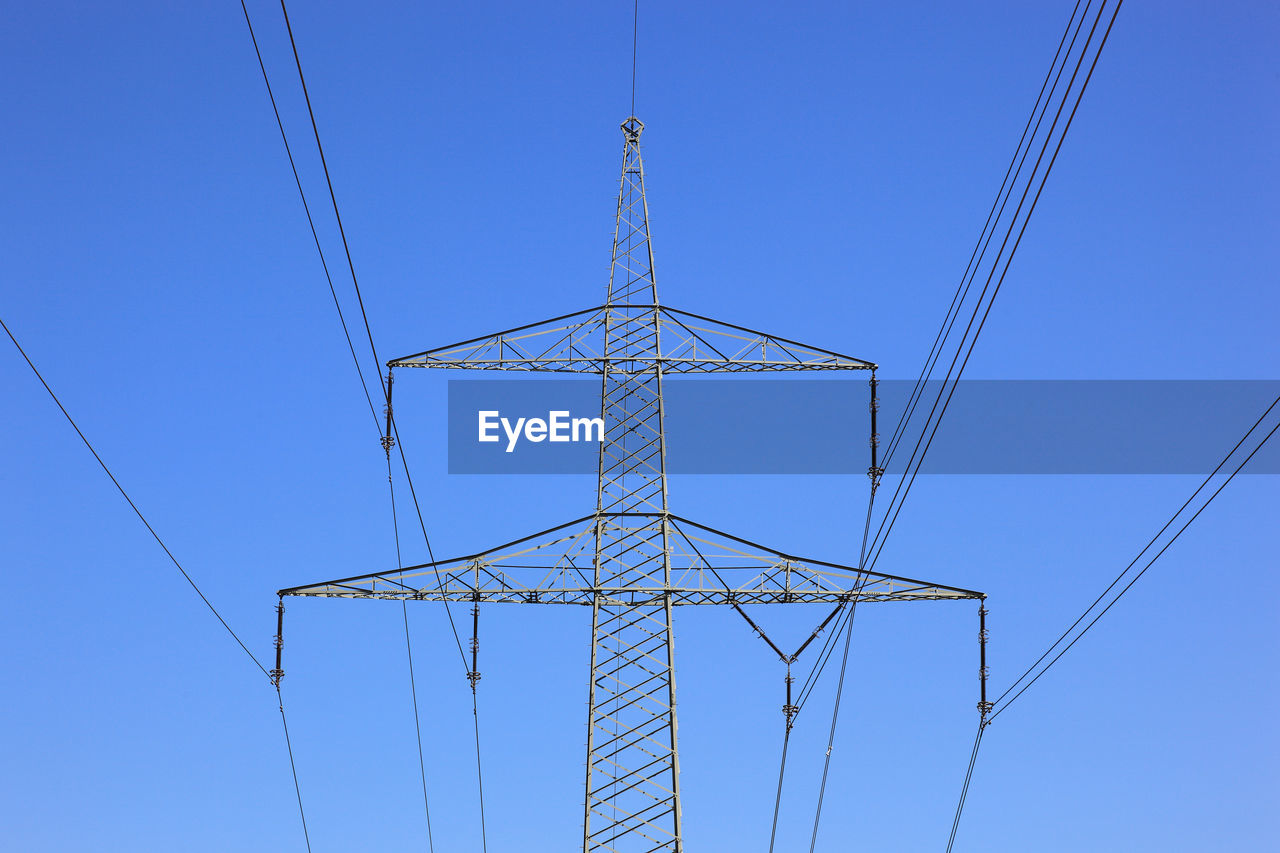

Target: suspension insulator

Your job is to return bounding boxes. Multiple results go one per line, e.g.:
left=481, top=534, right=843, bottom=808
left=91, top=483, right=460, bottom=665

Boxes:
left=270, top=600, right=286, bottom=688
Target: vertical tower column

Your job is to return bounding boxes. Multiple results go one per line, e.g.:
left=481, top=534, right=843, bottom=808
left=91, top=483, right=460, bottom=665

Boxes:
left=583, top=116, right=682, bottom=853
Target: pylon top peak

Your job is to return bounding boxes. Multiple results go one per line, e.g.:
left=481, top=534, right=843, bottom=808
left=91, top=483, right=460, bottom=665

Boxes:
left=621, top=115, right=644, bottom=141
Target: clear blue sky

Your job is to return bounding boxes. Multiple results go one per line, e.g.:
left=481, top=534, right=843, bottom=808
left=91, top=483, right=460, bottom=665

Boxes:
left=2, top=2, right=1276, bottom=851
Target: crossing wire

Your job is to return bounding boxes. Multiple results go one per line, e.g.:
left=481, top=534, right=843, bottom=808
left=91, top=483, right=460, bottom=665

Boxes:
left=276, top=686, right=315, bottom=853
left=270, top=0, right=468, bottom=667
left=245, top=0, right=489, bottom=846
left=866, top=0, right=1119, bottom=578
left=879, top=0, right=1084, bottom=474
left=238, top=3, right=437, bottom=845
left=943, top=723, right=984, bottom=853
left=989, top=393, right=1280, bottom=723
left=267, top=2, right=485, bottom=824
left=2, top=314, right=269, bottom=679
left=870, top=0, right=1100, bottom=566
left=390, top=461, right=438, bottom=852
left=944, top=396, right=1278, bottom=851
left=805, top=596, right=859, bottom=853
left=237, top=0, right=380, bottom=434
left=767, top=426, right=882, bottom=850
left=4, top=305, right=316, bottom=844
left=804, top=480, right=880, bottom=850
left=936, top=1, right=1124, bottom=848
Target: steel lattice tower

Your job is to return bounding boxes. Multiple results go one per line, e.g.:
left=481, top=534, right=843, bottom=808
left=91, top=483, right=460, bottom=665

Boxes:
left=280, top=118, right=984, bottom=852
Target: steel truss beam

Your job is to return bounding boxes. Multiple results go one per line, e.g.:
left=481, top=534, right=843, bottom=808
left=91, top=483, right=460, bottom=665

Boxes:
left=279, top=512, right=982, bottom=606
left=388, top=305, right=875, bottom=373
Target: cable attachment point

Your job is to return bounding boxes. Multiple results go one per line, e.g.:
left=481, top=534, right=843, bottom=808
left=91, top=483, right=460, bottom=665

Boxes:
left=270, top=599, right=286, bottom=688
left=621, top=115, right=644, bottom=142
left=381, top=370, right=396, bottom=460
left=782, top=668, right=798, bottom=732
left=977, top=604, right=992, bottom=721
left=977, top=661, right=993, bottom=718
left=467, top=600, right=481, bottom=693
left=868, top=373, right=883, bottom=492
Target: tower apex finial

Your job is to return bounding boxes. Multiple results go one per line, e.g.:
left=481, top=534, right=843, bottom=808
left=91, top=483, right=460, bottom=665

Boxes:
left=621, top=116, right=644, bottom=141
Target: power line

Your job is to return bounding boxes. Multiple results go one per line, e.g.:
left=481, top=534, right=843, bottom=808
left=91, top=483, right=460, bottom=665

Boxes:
left=238, top=0, right=380, bottom=432
left=260, top=3, right=489, bottom=845
left=278, top=0, right=389, bottom=402
left=870, top=0, right=1102, bottom=566
left=2, top=314, right=269, bottom=679
left=803, top=490, right=880, bottom=849
left=276, top=686, right=315, bottom=853
left=942, top=395, right=1277, bottom=852
left=389, top=418, right=470, bottom=668
left=766, top=724, right=792, bottom=853
left=761, top=594, right=851, bottom=849
left=866, top=0, right=1121, bottom=577
left=880, top=0, right=1084, bottom=474
left=989, top=394, right=1280, bottom=722
left=630, top=0, right=639, bottom=116
left=267, top=0, right=467, bottom=666
left=806, top=597, right=858, bottom=853
left=764, top=385, right=883, bottom=849
left=391, top=459, right=437, bottom=852
left=932, top=3, right=1124, bottom=848
left=991, top=391, right=1280, bottom=712
left=239, top=1, right=442, bottom=844
left=943, top=723, right=984, bottom=853
left=256, top=0, right=466, bottom=664
left=472, top=697, right=491, bottom=853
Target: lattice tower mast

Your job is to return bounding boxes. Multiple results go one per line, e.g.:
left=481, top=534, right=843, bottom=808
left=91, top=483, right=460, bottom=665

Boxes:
left=279, top=118, right=986, bottom=853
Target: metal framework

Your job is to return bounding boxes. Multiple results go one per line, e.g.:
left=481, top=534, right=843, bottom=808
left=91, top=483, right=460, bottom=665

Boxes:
left=280, top=117, right=983, bottom=852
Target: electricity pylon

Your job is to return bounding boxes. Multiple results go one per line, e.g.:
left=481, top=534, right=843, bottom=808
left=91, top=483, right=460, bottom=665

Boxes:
left=279, top=117, right=984, bottom=852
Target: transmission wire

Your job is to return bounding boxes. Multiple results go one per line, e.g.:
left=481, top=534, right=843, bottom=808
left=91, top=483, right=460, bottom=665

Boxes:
left=630, top=0, right=639, bottom=116
left=276, top=686, right=315, bottom=853
left=472, top=695, right=491, bottom=853
left=244, top=0, right=485, bottom=843
left=880, top=0, right=1084, bottom=472
left=2, top=314, right=269, bottom=678
left=240, top=0, right=453, bottom=843
left=866, top=0, right=1119, bottom=577
left=990, top=397, right=1280, bottom=722
left=934, top=3, right=1124, bottom=847
left=769, top=410, right=881, bottom=849
left=806, top=590, right=859, bottom=853
left=3, top=308, right=320, bottom=847
left=869, top=0, right=1099, bottom=564
left=270, top=0, right=469, bottom=669
left=803, top=485, right=878, bottom=851
left=390, top=461, right=437, bottom=851
left=238, top=0, right=379, bottom=433
left=278, top=0, right=388, bottom=405
left=992, top=392, right=1280, bottom=714
left=943, top=723, right=984, bottom=853
left=767, top=724, right=793, bottom=853
left=943, top=389, right=1274, bottom=852
left=273, top=2, right=488, bottom=844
